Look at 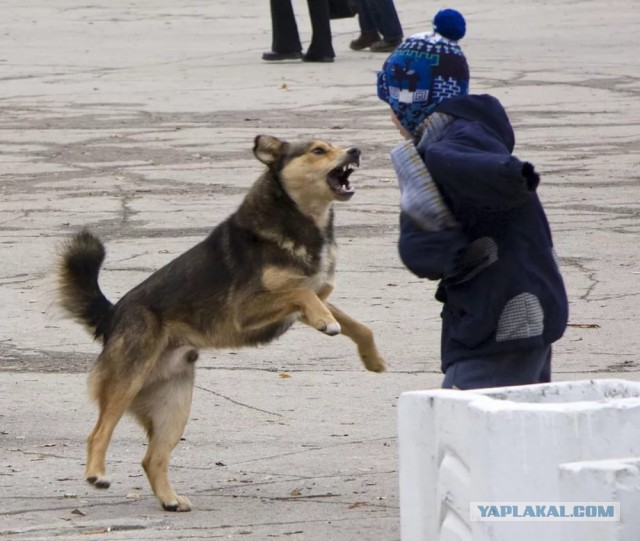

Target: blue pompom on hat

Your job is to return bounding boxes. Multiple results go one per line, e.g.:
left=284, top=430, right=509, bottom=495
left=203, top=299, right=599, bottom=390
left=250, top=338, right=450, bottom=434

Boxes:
left=377, top=9, right=470, bottom=135
left=433, top=9, right=466, bottom=41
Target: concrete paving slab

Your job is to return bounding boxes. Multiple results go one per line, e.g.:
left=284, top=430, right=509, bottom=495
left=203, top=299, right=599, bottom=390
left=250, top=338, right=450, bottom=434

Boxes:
left=1, top=0, right=639, bottom=539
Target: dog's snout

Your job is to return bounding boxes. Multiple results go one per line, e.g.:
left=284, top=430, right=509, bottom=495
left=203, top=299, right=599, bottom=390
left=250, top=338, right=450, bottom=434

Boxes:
left=347, top=147, right=361, bottom=158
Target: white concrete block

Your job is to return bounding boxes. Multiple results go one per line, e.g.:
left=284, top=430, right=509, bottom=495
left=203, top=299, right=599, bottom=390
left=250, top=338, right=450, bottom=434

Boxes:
left=398, top=379, right=640, bottom=541
left=558, top=457, right=640, bottom=541
left=398, top=390, right=477, bottom=541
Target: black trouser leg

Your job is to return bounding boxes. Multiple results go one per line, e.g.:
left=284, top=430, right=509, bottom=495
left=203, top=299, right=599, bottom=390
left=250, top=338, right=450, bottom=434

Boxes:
left=305, top=0, right=334, bottom=58
left=270, top=0, right=302, bottom=53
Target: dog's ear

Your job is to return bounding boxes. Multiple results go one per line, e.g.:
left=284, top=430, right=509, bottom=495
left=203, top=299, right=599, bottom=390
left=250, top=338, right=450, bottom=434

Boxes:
left=253, top=135, right=285, bottom=166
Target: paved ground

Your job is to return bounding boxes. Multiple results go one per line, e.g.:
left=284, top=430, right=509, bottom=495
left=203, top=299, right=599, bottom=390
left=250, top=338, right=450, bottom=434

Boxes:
left=1, top=0, right=639, bottom=539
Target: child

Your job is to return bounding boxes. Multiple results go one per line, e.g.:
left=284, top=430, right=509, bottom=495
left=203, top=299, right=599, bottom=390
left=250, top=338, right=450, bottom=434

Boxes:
left=377, top=9, right=568, bottom=390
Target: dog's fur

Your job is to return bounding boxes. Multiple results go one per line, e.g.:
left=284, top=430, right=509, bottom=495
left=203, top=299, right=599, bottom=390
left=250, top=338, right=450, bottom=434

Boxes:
left=56, top=135, right=385, bottom=512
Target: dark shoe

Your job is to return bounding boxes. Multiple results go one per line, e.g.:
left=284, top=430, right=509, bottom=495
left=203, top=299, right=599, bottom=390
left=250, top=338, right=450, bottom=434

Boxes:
left=370, top=38, right=402, bottom=53
left=262, top=51, right=303, bottom=61
left=302, top=54, right=334, bottom=63
left=349, top=31, right=381, bottom=51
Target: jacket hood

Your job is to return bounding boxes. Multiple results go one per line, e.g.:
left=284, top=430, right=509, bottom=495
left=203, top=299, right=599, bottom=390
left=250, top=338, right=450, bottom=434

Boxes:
left=435, top=94, right=515, bottom=152
left=420, top=94, right=530, bottom=213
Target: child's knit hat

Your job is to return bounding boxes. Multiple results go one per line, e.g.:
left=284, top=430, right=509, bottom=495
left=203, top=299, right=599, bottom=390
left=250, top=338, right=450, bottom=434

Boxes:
left=377, top=9, right=470, bottom=135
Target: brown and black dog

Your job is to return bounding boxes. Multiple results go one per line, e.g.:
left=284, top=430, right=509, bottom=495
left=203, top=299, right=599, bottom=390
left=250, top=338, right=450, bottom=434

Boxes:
left=56, top=135, right=386, bottom=512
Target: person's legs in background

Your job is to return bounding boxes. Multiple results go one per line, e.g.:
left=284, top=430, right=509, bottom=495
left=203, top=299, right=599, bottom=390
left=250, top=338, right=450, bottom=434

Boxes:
left=263, top=0, right=303, bottom=61
left=368, top=0, right=403, bottom=52
left=349, top=0, right=382, bottom=51
left=304, top=0, right=335, bottom=62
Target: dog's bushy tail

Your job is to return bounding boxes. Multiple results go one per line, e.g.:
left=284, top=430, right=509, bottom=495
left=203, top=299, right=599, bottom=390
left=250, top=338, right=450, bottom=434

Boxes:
left=57, top=229, right=114, bottom=340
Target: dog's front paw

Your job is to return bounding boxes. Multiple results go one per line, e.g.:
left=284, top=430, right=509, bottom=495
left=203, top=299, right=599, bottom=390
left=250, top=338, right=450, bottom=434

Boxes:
left=360, top=350, right=386, bottom=373
left=310, top=317, right=341, bottom=335
left=162, top=494, right=192, bottom=512
left=323, top=321, right=341, bottom=336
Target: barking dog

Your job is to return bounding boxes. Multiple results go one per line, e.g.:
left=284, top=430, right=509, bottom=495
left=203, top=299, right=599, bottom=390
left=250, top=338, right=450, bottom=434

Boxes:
left=56, top=135, right=386, bottom=512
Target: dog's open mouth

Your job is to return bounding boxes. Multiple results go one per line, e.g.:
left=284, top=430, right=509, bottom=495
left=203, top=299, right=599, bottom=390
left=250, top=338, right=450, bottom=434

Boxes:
left=327, top=155, right=359, bottom=201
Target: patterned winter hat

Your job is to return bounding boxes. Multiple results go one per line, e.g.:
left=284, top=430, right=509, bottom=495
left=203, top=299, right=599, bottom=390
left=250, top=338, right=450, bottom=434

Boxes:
left=377, top=9, right=470, bottom=135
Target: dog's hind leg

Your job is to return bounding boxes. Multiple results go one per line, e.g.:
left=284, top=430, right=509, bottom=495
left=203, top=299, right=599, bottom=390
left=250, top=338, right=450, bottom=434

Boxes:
left=130, top=347, right=197, bottom=512
left=85, top=313, right=167, bottom=489
left=326, top=303, right=386, bottom=373
left=86, top=373, right=150, bottom=488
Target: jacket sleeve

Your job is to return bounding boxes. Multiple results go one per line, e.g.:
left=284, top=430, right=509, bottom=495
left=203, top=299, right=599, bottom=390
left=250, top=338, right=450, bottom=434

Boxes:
left=398, top=213, right=468, bottom=280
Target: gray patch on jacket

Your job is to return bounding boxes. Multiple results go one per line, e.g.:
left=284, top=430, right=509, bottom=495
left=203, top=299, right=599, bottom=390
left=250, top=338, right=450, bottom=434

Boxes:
left=496, top=292, right=544, bottom=342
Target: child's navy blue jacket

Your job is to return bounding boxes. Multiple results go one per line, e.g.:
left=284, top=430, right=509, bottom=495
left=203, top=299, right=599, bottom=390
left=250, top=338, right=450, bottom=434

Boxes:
left=398, top=94, right=568, bottom=372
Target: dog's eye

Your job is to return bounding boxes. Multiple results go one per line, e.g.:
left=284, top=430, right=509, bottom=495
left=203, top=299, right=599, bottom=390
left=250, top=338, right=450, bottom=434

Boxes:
left=311, top=147, right=326, bottom=155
